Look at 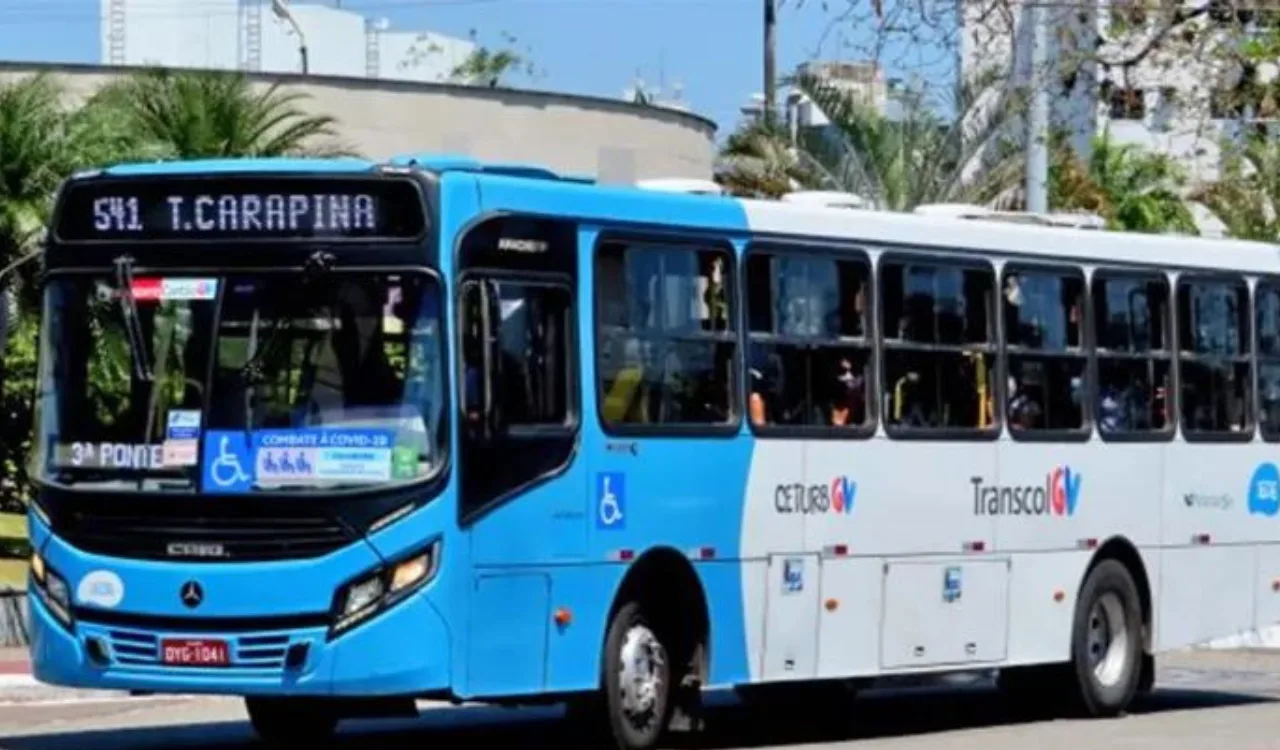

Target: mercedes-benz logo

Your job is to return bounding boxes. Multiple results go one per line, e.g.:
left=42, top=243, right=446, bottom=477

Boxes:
left=180, top=581, right=204, bottom=609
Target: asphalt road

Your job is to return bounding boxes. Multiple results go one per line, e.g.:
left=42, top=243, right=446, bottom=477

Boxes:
left=5, top=649, right=1280, bottom=750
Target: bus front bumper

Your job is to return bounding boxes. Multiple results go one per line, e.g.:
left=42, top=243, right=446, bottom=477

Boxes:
left=28, top=590, right=453, bottom=697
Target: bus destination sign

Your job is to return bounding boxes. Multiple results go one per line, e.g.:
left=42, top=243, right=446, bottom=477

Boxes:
left=54, top=175, right=427, bottom=243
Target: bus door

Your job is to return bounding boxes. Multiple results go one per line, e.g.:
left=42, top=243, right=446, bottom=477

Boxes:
left=455, top=215, right=583, bottom=560
left=455, top=215, right=582, bottom=696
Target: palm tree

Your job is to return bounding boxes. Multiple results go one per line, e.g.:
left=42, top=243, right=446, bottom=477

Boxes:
left=714, top=119, right=827, bottom=198
left=90, top=68, right=351, bottom=160
left=768, top=68, right=1028, bottom=211
left=1192, top=134, right=1280, bottom=242
left=1053, top=132, right=1198, bottom=234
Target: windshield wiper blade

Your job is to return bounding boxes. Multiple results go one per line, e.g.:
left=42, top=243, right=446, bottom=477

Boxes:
left=113, top=255, right=154, bottom=381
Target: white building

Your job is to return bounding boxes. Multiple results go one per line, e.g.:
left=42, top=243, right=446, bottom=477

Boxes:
left=959, top=0, right=1275, bottom=188
left=99, top=0, right=475, bottom=83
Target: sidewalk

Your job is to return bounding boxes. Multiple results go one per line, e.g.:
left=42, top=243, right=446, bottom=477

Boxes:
left=0, top=647, right=28, bottom=675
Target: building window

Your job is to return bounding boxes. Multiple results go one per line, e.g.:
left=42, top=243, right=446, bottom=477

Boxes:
left=1093, top=271, right=1171, bottom=435
left=595, top=239, right=737, bottom=430
left=1177, top=276, right=1252, bottom=437
left=880, top=256, right=997, bottom=435
left=745, top=248, right=872, bottom=432
left=1109, top=86, right=1146, bottom=120
left=1002, top=266, right=1088, bottom=433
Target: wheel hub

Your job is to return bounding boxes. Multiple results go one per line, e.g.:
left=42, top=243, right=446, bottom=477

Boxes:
left=617, top=624, right=666, bottom=725
left=1087, top=592, right=1130, bottom=688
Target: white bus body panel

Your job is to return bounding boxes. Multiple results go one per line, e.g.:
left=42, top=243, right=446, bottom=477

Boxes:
left=731, top=198, right=1280, bottom=683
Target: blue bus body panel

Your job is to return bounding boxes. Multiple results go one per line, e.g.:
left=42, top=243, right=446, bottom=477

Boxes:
left=27, top=510, right=453, bottom=696
left=31, top=161, right=762, bottom=701
left=453, top=175, right=756, bottom=691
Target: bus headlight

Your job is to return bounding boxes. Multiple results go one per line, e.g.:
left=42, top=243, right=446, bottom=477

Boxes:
left=330, top=539, right=440, bottom=638
left=29, top=552, right=72, bottom=628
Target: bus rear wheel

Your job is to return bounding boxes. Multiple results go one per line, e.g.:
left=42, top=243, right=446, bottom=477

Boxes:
left=1070, top=559, right=1143, bottom=717
left=602, top=600, right=674, bottom=750
left=245, top=697, right=339, bottom=745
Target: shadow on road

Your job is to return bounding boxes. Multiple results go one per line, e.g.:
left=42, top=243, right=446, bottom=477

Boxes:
left=1, top=684, right=1274, bottom=750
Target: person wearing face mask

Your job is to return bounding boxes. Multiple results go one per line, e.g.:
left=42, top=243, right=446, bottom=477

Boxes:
left=830, top=356, right=866, bottom=426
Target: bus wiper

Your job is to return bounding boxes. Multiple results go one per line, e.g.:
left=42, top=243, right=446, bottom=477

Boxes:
left=238, top=251, right=335, bottom=433
left=113, top=255, right=153, bottom=381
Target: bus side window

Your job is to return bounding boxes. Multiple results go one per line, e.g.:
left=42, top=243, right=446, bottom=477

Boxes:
left=1002, top=267, right=1088, bottom=434
left=880, top=257, right=997, bottom=435
left=1093, top=271, right=1172, bottom=435
left=745, top=248, right=872, bottom=432
left=595, top=240, right=737, bottom=430
left=1177, top=275, right=1251, bottom=437
left=1258, top=280, right=1280, bottom=440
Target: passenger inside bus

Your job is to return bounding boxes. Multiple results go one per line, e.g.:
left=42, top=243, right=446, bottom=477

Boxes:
left=829, top=356, right=866, bottom=426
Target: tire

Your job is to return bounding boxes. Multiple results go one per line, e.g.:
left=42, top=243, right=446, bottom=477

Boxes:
left=1070, top=559, right=1144, bottom=717
left=245, top=697, right=339, bottom=746
left=602, top=600, right=674, bottom=750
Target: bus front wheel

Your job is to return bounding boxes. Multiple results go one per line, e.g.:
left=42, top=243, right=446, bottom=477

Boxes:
left=1070, top=559, right=1144, bottom=717
left=245, top=697, right=339, bottom=745
left=602, top=600, right=674, bottom=750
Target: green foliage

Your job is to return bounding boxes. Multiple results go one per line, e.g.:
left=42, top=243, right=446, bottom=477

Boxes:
left=0, top=314, right=37, bottom=514
left=715, top=119, right=824, bottom=198
left=449, top=30, right=536, bottom=87
left=91, top=68, right=352, bottom=159
left=717, top=68, right=1028, bottom=210
left=1051, top=132, right=1198, bottom=234
left=1193, top=134, right=1280, bottom=242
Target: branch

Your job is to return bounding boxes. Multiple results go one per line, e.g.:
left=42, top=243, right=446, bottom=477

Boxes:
left=1095, top=0, right=1212, bottom=69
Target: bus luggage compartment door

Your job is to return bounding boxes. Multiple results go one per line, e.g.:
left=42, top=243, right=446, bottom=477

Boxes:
left=763, top=553, right=820, bottom=680
left=879, top=558, right=1009, bottom=670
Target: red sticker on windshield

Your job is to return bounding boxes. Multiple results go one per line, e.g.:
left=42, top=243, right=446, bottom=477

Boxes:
left=130, top=278, right=162, bottom=301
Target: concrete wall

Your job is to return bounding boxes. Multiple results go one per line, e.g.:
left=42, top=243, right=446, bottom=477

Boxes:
left=0, top=62, right=717, bottom=181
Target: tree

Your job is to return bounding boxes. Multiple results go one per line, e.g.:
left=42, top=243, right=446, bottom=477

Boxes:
left=1052, top=132, right=1199, bottom=234
left=90, top=68, right=350, bottom=159
left=449, top=30, right=537, bottom=87
left=0, top=73, right=157, bottom=511
left=715, top=119, right=825, bottom=198
left=1193, top=133, right=1280, bottom=241
left=757, top=69, right=1027, bottom=211
left=805, top=0, right=1277, bottom=189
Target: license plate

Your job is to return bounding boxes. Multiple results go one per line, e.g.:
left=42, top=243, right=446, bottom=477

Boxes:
left=160, top=639, right=230, bottom=667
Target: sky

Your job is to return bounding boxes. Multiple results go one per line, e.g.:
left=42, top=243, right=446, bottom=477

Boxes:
left=0, top=0, right=942, bottom=140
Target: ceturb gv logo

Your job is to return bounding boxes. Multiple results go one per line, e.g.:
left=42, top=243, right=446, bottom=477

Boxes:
left=774, top=476, right=857, bottom=515
left=971, top=466, right=1081, bottom=517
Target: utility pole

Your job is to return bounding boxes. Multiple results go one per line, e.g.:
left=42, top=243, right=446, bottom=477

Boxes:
left=1025, top=0, right=1049, bottom=213
left=764, top=0, right=777, bottom=126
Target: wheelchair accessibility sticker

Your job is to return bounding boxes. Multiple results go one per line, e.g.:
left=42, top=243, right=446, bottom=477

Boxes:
left=202, top=428, right=395, bottom=493
left=596, top=472, right=626, bottom=530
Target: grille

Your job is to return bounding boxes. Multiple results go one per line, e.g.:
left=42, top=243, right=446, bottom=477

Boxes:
left=57, top=509, right=354, bottom=562
left=107, top=629, right=292, bottom=670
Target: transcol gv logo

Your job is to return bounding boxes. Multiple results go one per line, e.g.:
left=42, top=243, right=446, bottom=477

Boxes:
left=971, top=466, right=1081, bottom=517
left=774, top=476, right=857, bottom=515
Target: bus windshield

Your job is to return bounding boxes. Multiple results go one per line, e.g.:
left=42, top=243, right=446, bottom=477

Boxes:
left=32, top=269, right=447, bottom=494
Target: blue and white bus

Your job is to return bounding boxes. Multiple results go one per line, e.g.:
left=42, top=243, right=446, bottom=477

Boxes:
left=26, top=154, right=1280, bottom=748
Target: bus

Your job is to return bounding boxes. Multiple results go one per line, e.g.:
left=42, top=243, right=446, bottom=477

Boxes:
left=25, top=154, right=1280, bottom=749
